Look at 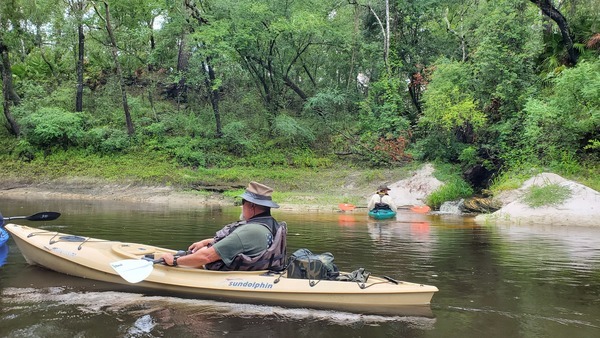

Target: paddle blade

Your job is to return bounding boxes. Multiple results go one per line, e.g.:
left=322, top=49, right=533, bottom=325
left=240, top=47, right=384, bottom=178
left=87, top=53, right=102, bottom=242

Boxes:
left=27, top=212, right=61, bottom=221
left=410, top=205, right=431, bottom=214
left=110, top=259, right=154, bottom=283
left=3, top=212, right=61, bottom=222
left=338, top=203, right=356, bottom=211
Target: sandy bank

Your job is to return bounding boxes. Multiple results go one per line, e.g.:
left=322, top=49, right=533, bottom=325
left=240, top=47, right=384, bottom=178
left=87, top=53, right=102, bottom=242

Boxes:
left=475, top=173, right=600, bottom=227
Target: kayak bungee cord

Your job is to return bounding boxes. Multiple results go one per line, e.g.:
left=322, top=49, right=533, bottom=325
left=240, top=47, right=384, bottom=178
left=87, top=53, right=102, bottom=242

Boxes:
left=26, top=230, right=114, bottom=250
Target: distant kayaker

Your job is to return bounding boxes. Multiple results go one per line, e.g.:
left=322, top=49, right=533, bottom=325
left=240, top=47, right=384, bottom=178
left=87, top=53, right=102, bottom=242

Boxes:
left=161, top=181, right=287, bottom=271
left=367, top=184, right=398, bottom=212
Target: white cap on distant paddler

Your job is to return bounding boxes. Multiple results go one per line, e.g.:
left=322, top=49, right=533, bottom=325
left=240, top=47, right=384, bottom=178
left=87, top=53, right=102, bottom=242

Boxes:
left=239, top=181, right=280, bottom=208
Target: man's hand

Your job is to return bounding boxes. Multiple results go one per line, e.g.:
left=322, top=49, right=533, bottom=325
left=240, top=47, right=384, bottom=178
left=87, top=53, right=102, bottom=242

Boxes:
left=162, top=253, right=176, bottom=266
left=188, top=239, right=213, bottom=253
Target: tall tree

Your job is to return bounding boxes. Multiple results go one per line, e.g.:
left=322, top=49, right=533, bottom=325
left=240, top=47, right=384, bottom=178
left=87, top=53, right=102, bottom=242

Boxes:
left=0, top=38, right=20, bottom=136
left=529, top=0, right=579, bottom=65
left=205, top=0, right=347, bottom=132
left=184, top=0, right=223, bottom=138
left=67, top=0, right=88, bottom=112
left=93, top=1, right=135, bottom=136
left=0, top=3, right=22, bottom=136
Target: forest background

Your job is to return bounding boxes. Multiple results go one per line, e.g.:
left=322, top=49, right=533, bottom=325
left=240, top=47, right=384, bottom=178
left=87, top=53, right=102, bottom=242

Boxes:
left=0, top=0, right=598, bottom=208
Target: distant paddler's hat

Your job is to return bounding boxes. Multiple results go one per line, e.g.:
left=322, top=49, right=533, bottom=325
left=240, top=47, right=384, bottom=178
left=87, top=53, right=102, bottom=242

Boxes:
left=240, top=181, right=280, bottom=208
left=377, top=184, right=391, bottom=192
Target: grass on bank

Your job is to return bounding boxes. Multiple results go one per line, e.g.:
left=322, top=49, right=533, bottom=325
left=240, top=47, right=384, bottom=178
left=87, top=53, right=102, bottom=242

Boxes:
left=523, top=184, right=572, bottom=208
left=0, top=150, right=418, bottom=207
left=489, top=162, right=600, bottom=194
left=1, top=148, right=598, bottom=209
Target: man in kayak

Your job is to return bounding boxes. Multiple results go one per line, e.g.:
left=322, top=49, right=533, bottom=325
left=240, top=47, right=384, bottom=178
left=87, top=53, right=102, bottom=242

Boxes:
left=367, top=184, right=398, bottom=212
left=161, top=181, right=287, bottom=271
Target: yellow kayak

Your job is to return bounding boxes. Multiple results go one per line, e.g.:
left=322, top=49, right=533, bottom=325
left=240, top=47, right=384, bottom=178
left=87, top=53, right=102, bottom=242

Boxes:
left=5, top=223, right=438, bottom=316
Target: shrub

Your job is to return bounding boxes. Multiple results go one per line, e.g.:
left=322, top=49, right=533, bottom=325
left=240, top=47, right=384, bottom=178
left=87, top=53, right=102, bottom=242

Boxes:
left=21, top=107, right=86, bottom=150
left=84, top=127, right=131, bottom=154
left=522, top=60, right=600, bottom=163
left=426, top=179, right=474, bottom=210
left=272, top=114, right=316, bottom=147
left=163, top=136, right=206, bottom=167
left=221, top=121, right=257, bottom=155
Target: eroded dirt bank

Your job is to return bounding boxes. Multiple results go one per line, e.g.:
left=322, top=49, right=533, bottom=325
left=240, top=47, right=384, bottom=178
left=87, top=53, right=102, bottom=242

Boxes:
left=2, top=168, right=599, bottom=226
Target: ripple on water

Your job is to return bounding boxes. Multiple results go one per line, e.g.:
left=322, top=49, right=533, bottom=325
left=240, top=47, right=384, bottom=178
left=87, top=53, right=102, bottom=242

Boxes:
left=1, top=287, right=437, bottom=336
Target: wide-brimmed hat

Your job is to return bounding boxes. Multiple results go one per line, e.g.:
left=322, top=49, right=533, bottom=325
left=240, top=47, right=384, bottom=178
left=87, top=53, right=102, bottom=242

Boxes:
left=240, top=181, right=280, bottom=208
left=377, top=184, right=391, bottom=191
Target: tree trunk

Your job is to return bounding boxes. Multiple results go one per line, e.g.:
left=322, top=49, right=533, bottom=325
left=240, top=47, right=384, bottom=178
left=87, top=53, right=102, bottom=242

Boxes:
left=283, top=75, right=308, bottom=101
left=35, top=23, right=57, bottom=80
left=100, top=1, right=135, bottom=135
left=530, top=0, right=578, bottom=65
left=184, top=0, right=223, bottom=138
left=75, top=23, right=84, bottom=112
left=0, top=39, right=20, bottom=136
left=203, top=58, right=222, bottom=138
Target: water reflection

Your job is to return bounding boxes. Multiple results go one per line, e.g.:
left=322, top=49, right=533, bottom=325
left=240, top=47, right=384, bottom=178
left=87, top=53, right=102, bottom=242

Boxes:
left=0, top=243, right=8, bottom=267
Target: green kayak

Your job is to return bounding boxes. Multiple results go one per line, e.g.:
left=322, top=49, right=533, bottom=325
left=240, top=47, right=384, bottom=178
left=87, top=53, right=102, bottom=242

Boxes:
left=368, top=209, right=397, bottom=220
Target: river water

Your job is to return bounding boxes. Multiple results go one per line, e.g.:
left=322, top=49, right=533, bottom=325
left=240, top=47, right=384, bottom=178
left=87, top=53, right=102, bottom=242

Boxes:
left=1, top=197, right=599, bottom=338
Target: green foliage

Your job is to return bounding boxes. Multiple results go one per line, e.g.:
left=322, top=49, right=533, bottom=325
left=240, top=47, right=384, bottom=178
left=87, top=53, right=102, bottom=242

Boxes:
left=221, top=121, right=257, bottom=156
left=523, top=184, right=572, bottom=208
left=417, top=60, right=486, bottom=162
left=458, top=146, right=478, bottom=168
left=421, top=63, right=486, bottom=131
left=522, top=60, right=600, bottom=163
left=21, top=108, right=86, bottom=151
left=489, top=162, right=542, bottom=194
left=0, top=0, right=598, bottom=193
left=290, top=150, right=332, bottom=168
left=245, top=151, right=288, bottom=168
left=357, top=75, right=413, bottom=165
left=548, top=151, right=583, bottom=176
left=469, top=0, right=541, bottom=115
left=13, top=139, right=37, bottom=161
left=426, top=179, right=474, bottom=210
left=272, top=114, right=316, bottom=148
left=585, top=139, right=600, bottom=151
left=84, top=127, right=131, bottom=154
left=304, top=90, right=349, bottom=117
left=359, top=75, right=411, bottom=137
left=163, top=137, right=207, bottom=168
left=424, top=162, right=474, bottom=209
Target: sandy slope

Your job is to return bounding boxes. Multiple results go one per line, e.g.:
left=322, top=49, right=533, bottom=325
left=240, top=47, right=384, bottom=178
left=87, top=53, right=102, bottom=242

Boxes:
left=386, top=163, right=443, bottom=207
left=475, top=173, right=600, bottom=227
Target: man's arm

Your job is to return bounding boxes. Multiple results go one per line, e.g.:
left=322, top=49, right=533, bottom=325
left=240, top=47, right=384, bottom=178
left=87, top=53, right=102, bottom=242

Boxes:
left=367, top=195, right=377, bottom=210
left=162, top=246, right=221, bottom=268
left=189, top=238, right=215, bottom=252
left=384, top=195, right=398, bottom=211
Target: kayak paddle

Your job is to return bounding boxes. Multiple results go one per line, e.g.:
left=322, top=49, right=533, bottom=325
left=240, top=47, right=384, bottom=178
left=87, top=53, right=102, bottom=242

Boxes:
left=2, top=211, right=61, bottom=226
left=409, top=205, right=431, bottom=213
left=338, top=203, right=366, bottom=211
left=111, top=250, right=189, bottom=283
left=110, top=258, right=160, bottom=283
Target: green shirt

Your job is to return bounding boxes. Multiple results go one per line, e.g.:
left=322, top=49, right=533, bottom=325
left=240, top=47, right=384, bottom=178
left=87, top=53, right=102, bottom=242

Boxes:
left=212, top=223, right=272, bottom=266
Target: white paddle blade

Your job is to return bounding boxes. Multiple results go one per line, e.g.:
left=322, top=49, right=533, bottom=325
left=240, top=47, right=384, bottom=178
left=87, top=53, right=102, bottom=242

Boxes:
left=110, top=259, right=154, bottom=283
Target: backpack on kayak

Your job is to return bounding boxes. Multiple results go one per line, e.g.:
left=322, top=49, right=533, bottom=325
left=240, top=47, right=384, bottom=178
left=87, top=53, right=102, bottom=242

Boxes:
left=286, top=248, right=339, bottom=281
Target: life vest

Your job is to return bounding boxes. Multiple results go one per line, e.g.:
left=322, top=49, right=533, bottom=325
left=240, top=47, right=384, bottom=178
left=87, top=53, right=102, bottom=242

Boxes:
left=204, top=216, right=287, bottom=271
left=374, top=194, right=392, bottom=211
